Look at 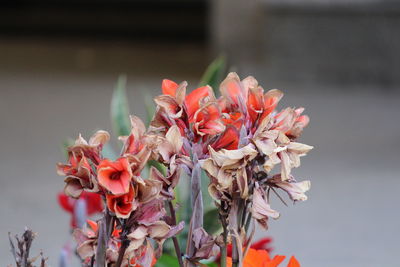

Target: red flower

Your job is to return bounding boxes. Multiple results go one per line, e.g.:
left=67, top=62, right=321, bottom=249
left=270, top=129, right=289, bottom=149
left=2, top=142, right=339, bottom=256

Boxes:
left=162, top=79, right=214, bottom=121
left=98, top=157, right=132, bottom=195
left=106, top=184, right=136, bottom=218
left=58, top=191, right=103, bottom=228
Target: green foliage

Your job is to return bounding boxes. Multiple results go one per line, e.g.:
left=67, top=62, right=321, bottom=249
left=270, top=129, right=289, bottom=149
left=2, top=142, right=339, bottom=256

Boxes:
left=102, top=143, right=118, bottom=160
left=199, top=55, right=227, bottom=96
left=111, top=74, right=131, bottom=137
left=155, top=254, right=181, bottom=267
left=203, top=208, right=221, bottom=235
left=144, top=94, right=156, bottom=126
left=61, top=138, right=74, bottom=159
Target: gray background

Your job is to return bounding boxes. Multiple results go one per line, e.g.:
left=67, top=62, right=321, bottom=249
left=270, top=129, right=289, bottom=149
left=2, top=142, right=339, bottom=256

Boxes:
left=1, top=0, right=400, bottom=266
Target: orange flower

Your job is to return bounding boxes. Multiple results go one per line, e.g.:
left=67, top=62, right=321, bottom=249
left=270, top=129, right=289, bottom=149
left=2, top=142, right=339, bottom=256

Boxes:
left=162, top=79, right=214, bottom=121
left=227, top=248, right=300, bottom=267
left=98, top=157, right=132, bottom=195
left=106, top=184, right=136, bottom=218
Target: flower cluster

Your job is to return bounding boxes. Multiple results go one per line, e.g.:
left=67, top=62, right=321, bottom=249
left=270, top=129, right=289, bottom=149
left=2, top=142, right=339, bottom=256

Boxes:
left=57, top=117, right=184, bottom=266
left=57, top=72, right=312, bottom=267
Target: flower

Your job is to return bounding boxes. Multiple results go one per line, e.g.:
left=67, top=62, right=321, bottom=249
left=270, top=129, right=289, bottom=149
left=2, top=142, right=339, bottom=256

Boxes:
left=57, top=131, right=110, bottom=198
left=106, top=184, right=137, bottom=218
left=97, top=157, right=132, bottom=195
left=200, top=144, right=258, bottom=200
left=227, top=248, right=300, bottom=267
left=58, top=191, right=103, bottom=228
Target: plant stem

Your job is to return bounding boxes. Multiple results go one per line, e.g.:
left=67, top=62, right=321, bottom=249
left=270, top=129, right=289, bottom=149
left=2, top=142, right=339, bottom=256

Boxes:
left=115, top=238, right=129, bottom=267
left=168, top=201, right=184, bottom=267
left=219, top=212, right=228, bottom=267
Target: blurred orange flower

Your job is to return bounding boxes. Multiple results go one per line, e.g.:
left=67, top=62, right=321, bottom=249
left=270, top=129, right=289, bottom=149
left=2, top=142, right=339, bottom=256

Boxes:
left=227, top=248, right=300, bottom=267
left=97, top=157, right=132, bottom=195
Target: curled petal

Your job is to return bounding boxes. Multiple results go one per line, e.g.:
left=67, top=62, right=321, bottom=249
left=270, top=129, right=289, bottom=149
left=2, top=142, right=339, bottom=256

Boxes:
left=162, top=79, right=178, bottom=96
left=138, top=179, right=162, bottom=204
left=270, top=176, right=311, bottom=201
left=147, top=221, right=170, bottom=239
left=251, top=185, right=279, bottom=229
left=186, top=85, right=214, bottom=120
left=88, top=130, right=110, bottom=147
left=208, top=144, right=257, bottom=168
left=64, top=177, right=84, bottom=198
left=220, top=72, right=245, bottom=108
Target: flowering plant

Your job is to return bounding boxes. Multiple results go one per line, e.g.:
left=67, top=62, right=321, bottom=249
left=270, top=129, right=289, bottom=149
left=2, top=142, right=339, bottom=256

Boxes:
left=54, top=59, right=312, bottom=267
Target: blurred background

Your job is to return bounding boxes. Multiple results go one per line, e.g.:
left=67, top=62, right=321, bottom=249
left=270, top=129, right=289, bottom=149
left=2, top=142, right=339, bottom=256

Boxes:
left=0, top=0, right=399, bottom=266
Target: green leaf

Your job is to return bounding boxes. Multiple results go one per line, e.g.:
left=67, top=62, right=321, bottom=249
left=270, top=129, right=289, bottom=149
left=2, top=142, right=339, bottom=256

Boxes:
left=199, top=55, right=227, bottom=96
left=102, top=143, right=118, bottom=161
left=203, top=208, right=221, bottom=235
left=147, top=160, right=167, bottom=177
left=61, top=138, right=74, bottom=159
left=144, top=93, right=156, bottom=127
left=155, top=254, right=180, bottom=267
left=111, top=74, right=131, bottom=137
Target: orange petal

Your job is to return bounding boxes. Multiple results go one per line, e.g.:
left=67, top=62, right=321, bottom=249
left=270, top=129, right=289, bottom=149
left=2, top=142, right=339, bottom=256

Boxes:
left=287, top=256, right=300, bottom=267
left=86, top=220, right=98, bottom=233
left=211, top=126, right=239, bottom=151
left=162, top=79, right=178, bottom=96
left=266, top=255, right=286, bottom=267
left=261, top=89, right=283, bottom=121
left=185, top=85, right=213, bottom=119
left=220, top=72, right=244, bottom=107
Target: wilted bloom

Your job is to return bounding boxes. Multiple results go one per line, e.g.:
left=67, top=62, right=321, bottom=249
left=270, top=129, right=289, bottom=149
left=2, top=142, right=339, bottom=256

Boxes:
left=251, top=183, right=280, bottom=229
left=200, top=144, right=258, bottom=200
left=97, top=157, right=132, bottom=195
left=227, top=248, right=300, bottom=267
left=57, top=131, right=111, bottom=198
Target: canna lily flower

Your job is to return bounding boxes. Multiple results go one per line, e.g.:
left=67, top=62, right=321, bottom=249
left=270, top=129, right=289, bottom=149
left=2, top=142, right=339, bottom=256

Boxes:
left=161, top=79, right=215, bottom=121
left=57, top=151, right=97, bottom=198
left=192, top=102, right=225, bottom=140
left=98, top=157, right=132, bottom=195
left=227, top=248, right=300, bottom=267
left=120, top=116, right=152, bottom=176
left=106, top=183, right=137, bottom=218
left=219, top=73, right=284, bottom=130
left=58, top=191, right=103, bottom=228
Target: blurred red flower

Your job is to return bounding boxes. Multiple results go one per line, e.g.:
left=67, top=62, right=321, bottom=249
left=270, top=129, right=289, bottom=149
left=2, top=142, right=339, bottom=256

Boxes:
left=58, top=191, right=103, bottom=228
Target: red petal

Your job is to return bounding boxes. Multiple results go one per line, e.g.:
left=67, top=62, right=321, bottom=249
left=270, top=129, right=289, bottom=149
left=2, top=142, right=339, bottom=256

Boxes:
left=185, top=86, right=212, bottom=119
left=211, top=126, right=239, bottom=151
left=162, top=79, right=178, bottom=96
left=58, top=192, right=74, bottom=213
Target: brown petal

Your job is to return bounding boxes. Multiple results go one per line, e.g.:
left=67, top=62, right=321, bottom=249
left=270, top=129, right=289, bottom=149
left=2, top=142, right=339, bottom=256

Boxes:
left=251, top=185, right=279, bottom=229
left=76, top=240, right=95, bottom=259
left=166, top=125, right=183, bottom=153
left=138, top=179, right=162, bottom=204
left=89, top=130, right=110, bottom=146
left=271, top=178, right=311, bottom=201
left=147, top=221, right=170, bottom=239
left=64, top=177, right=83, bottom=198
